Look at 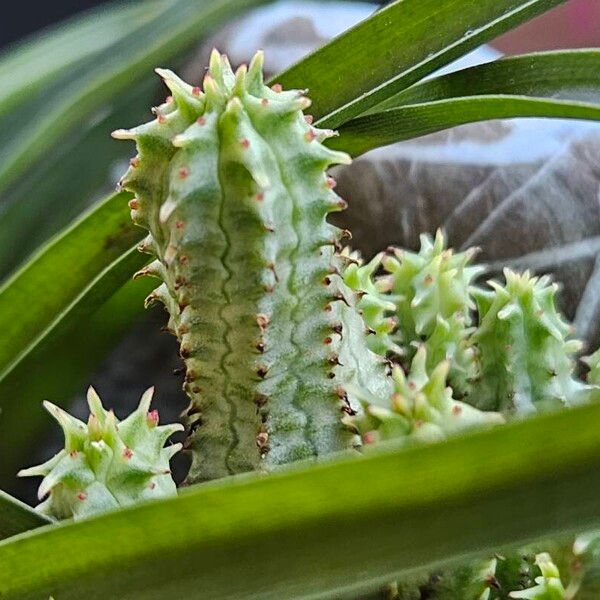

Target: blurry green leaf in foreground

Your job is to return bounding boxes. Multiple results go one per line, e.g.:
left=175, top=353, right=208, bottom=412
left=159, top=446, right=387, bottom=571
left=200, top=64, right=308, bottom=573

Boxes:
left=3, top=400, right=600, bottom=598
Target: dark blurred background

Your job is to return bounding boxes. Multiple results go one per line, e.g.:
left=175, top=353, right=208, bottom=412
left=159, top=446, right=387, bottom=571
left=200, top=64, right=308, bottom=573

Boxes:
left=1, top=0, right=600, bottom=53
left=0, top=0, right=113, bottom=48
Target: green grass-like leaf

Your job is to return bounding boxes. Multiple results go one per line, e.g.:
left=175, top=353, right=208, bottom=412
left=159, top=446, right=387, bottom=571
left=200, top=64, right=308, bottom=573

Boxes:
left=0, top=0, right=269, bottom=276
left=3, top=401, right=600, bottom=598
left=0, top=191, right=139, bottom=377
left=373, top=49, right=600, bottom=108
left=275, top=0, right=567, bottom=127
left=0, top=1, right=158, bottom=120
left=333, top=50, right=600, bottom=155
left=0, top=78, right=156, bottom=280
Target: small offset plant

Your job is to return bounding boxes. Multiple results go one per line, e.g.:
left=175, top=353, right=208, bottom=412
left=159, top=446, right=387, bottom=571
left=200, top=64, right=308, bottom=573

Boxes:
left=19, top=387, right=181, bottom=520
left=342, top=232, right=600, bottom=598
left=2, top=1, right=600, bottom=599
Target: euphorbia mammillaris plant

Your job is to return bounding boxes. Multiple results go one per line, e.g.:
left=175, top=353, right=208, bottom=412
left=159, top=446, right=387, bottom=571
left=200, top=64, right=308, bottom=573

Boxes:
left=114, top=53, right=600, bottom=598
left=113, top=50, right=391, bottom=482
left=19, top=388, right=181, bottom=520
left=5, top=0, right=600, bottom=598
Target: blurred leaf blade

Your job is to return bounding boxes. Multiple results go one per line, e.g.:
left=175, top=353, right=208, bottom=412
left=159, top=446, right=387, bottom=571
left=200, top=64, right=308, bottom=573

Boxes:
left=0, top=491, right=50, bottom=541
left=0, top=191, right=140, bottom=375
left=0, top=0, right=269, bottom=194
left=0, top=0, right=269, bottom=277
left=331, top=51, right=600, bottom=156
left=3, top=401, right=600, bottom=598
left=0, top=245, right=149, bottom=386
left=275, top=0, right=567, bottom=127
left=0, top=75, right=156, bottom=278
left=0, top=0, right=159, bottom=119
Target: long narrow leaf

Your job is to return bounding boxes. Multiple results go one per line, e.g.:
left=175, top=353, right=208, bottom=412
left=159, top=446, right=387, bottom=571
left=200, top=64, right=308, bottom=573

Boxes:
left=0, top=191, right=139, bottom=375
left=0, top=77, right=155, bottom=278
left=275, top=0, right=567, bottom=127
left=375, top=49, right=600, bottom=109
left=0, top=491, right=50, bottom=541
left=0, top=0, right=268, bottom=195
left=334, top=96, right=600, bottom=157
left=0, top=0, right=269, bottom=276
left=0, top=1, right=157, bottom=119
left=3, top=401, right=600, bottom=599
left=0, top=245, right=148, bottom=384
left=331, top=51, right=600, bottom=156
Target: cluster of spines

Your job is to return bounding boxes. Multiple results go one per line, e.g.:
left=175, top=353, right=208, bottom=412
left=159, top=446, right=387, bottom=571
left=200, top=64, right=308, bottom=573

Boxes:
left=347, top=346, right=503, bottom=446
left=344, top=232, right=599, bottom=420
left=472, top=269, right=591, bottom=414
left=114, top=49, right=390, bottom=482
left=344, top=231, right=482, bottom=397
left=342, top=248, right=403, bottom=357
left=19, top=387, right=182, bottom=520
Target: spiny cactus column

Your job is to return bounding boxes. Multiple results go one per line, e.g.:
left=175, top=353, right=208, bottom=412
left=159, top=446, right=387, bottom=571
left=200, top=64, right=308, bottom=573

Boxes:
left=473, top=269, right=590, bottom=414
left=19, top=387, right=182, bottom=520
left=114, top=50, right=391, bottom=482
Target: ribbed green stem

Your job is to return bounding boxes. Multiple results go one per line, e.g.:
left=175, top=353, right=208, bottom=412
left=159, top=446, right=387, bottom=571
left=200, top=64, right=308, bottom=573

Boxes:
left=114, top=50, right=390, bottom=482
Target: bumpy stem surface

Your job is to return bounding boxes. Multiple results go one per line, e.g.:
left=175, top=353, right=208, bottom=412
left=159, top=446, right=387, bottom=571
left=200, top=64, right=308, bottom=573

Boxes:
left=19, top=387, right=181, bottom=520
left=473, top=269, right=590, bottom=414
left=114, top=50, right=390, bottom=482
